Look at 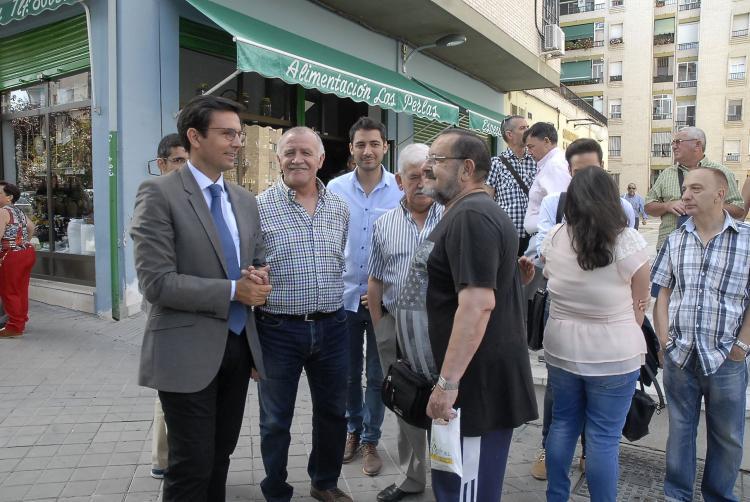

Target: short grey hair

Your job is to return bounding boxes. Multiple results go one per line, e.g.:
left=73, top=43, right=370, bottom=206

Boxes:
left=277, top=126, right=325, bottom=156
left=501, top=115, right=525, bottom=141
left=680, top=126, right=707, bottom=152
left=397, top=143, right=429, bottom=174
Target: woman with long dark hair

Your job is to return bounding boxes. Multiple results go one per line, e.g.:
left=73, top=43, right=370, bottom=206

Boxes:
left=0, top=181, right=36, bottom=338
left=540, top=167, right=650, bottom=501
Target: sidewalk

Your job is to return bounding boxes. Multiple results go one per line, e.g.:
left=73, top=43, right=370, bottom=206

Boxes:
left=0, top=219, right=748, bottom=501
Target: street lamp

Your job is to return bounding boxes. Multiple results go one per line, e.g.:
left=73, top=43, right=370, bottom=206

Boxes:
left=402, top=34, right=467, bottom=74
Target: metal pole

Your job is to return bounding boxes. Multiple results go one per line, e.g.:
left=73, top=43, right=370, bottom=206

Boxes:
left=108, top=0, right=121, bottom=320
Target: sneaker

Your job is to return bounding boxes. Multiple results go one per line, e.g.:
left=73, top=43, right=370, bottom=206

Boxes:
left=361, top=442, right=382, bottom=476
left=342, top=432, right=360, bottom=464
left=579, top=455, right=586, bottom=473
left=150, top=468, right=165, bottom=479
left=310, top=486, right=353, bottom=502
left=530, top=448, right=547, bottom=480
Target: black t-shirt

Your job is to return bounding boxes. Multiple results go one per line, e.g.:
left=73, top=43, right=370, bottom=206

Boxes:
left=426, top=192, right=538, bottom=436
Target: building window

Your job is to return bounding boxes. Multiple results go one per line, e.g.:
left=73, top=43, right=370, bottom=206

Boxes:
left=727, top=99, right=743, bottom=121
left=732, top=13, right=750, bottom=38
left=677, top=61, right=698, bottom=87
left=678, top=0, right=700, bottom=11
left=582, top=96, right=604, bottom=113
left=725, top=140, right=741, bottom=162
left=654, top=18, right=675, bottom=45
left=653, top=56, right=674, bottom=82
left=609, top=61, right=623, bottom=81
left=609, top=136, right=622, bottom=157
left=652, top=132, right=672, bottom=157
left=609, top=23, right=624, bottom=45
left=653, top=94, right=673, bottom=120
left=609, top=98, right=622, bottom=118
left=561, top=60, right=599, bottom=85
left=676, top=100, right=696, bottom=128
left=592, top=59, right=604, bottom=80
left=677, top=22, right=699, bottom=50
left=729, top=56, right=746, bottom=81
left=543, top=0, right=559, bottom=25
left=594, top=22, right=605, bottom=46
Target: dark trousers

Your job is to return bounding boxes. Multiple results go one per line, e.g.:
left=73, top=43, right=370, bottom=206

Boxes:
left=518, top=234, right=531, bottom=257
left=158, top=332, right=252, bottom=502
left=256, top=308, right=349, bottom=502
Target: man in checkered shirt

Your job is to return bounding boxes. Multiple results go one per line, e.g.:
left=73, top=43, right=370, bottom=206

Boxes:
left=255, top=127, right=353, bottom=502
left=485, top=115, right=537, bottom=256
left=651, top=167, right=750, bottom=502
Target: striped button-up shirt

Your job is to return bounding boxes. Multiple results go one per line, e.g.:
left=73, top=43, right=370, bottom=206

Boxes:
left=646, top=158, right=744, bottom=250
left=368, top=199, right=444, bottom=313
left=486, top=148, right=537, bottom=238
left=257, top=179, right=349, bottom=315
left=651, top=212, right=750, bottom=375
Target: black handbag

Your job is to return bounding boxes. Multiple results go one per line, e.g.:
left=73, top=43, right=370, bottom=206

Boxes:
left=527, top=288, right=548, bottom=351
left=382, top=359, right=434, bottom=430
left=622, top=364, right=665, bottom=442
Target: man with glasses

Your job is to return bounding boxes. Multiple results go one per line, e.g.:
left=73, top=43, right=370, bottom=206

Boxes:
left=645, top=127, right=745, bottom=253
left=485, top=115, right=537, bottom=256
left=623, top=183, right=647, bottom=230
left=153, top=133, right=188, bottom=175
left=130, top=95, right=270, bottom=501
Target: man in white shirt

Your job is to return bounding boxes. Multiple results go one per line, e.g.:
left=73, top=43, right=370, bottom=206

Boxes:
left=522, top=122, right=571, bottom=239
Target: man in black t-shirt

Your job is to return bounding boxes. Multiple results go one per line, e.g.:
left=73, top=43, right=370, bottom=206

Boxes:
left=422, top=129, right=538, bottom=502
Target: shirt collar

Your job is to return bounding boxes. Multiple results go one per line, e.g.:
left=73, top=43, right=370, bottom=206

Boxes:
left=502, top=147, right=532, bottom=161
left=537, top=147, right=560, bottom=168
left=188, top=160, right=226, bottom=193
left=677, top=156, right=711, bottom=171
left=682, top=210, right=738, bottom=234
left=352, top=165, right=390, bottom=192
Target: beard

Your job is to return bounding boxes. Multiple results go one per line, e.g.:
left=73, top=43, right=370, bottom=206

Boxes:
left=423, top=177, right=462, bottom=206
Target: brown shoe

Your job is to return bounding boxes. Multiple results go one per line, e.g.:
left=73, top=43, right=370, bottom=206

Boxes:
left=310, top=486, right=353, bottom=502
left=530, top=448, right=547, bottom=480
left=0, top=327, right=22, bottom=338
left=342, top=432, right=360, bottom=464
left=362, top=442, right=382, bottom=476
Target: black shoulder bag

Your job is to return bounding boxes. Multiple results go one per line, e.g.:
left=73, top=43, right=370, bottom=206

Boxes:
left=527, top=196, right=567, bottom=350
left=622, top=364, right=665, bottom=441
left=382, top=360, right=434, bottom=430
left=498, top=156, right=529, bottom=195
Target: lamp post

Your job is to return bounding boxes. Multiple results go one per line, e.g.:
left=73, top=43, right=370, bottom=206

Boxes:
left=401, top=34, right=467, bottom=75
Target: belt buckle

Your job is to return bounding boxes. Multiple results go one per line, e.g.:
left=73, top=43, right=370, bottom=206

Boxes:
left=303, top=313, right=314, bottom=322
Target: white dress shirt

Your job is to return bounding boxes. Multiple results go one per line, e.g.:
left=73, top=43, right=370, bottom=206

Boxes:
left=523, top=147, right=571, bottom=235
left=188, top=161, right=240, bottom=299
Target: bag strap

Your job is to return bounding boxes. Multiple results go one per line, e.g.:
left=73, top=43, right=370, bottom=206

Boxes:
left=556, top=192, right=567, bottom=225
left=641, top=364, right=665, bottom=411
left=498, top=156, right=529, bottom=195
left=677, top=167, right=685, bottom=195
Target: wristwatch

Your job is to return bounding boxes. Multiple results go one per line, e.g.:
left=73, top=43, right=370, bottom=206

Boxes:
left=436, top=376, right=460, bottom=391
left=733, top=339, right=750, bottom=355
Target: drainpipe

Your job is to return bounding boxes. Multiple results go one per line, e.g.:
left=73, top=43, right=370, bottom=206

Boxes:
left=108, top=0, right=121, bottom=320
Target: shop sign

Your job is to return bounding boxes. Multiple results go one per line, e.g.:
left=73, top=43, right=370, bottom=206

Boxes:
left=0, top=0, right=78, bottom=26
left=469, top=111, right=503, bottom=138
left=237, top=40, right=459, bottom=124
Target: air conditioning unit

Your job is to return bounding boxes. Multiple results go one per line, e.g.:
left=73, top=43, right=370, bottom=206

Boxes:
left=543, top=24, right=566, bottom=56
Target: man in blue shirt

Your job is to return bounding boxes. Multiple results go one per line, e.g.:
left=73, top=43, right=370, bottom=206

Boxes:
left=623, top=183, right=647, bottom=230
left=328, top=117, right=403, bottom=476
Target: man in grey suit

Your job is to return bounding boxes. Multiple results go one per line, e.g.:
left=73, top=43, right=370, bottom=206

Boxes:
left=130, top=95, right=271, bottom=502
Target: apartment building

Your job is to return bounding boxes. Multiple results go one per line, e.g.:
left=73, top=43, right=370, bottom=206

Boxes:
left=558, top=0, right=750, bottom=192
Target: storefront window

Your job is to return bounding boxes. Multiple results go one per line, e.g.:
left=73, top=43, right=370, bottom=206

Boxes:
left=1, top=83, right=48, bottom=113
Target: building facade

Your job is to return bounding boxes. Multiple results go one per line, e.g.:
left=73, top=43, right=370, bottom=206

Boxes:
left=559, top=0, right=750, bottom=192
left=0, top=0, right=560, bottom=317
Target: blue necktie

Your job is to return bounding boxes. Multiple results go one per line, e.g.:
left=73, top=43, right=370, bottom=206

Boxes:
left=207, top=184, right=246, bottom=335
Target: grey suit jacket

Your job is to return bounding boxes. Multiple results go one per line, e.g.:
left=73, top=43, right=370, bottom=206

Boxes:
left=130, top=165, right=266, bottom=393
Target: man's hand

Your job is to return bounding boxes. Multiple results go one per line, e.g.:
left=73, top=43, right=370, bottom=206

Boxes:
left=426, top=387, right=458, bottom=422
left=518, top=256, right=536, bottom=286
left=360, top=294, right=368, bottom=309
left=728, top=344, right=748, bottom=362
left=251, top=368, right=260, bottom=382
left=666, top=200, right=687, bottom=216
left=242, top=265, right=270, bottom=285
left=235, top=276, right=271, bottom=306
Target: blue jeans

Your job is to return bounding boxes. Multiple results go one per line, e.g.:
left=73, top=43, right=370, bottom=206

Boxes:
left=256, top=309, right=349, bottom=502
left=545, top=366, right=638, bottom=502
left=663, top=354, right=748, bottom=502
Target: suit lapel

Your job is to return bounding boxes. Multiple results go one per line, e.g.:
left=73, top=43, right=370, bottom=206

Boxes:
left=179, top=167, right=229, bottom=277
left=227, top=182, right=249, bottom=268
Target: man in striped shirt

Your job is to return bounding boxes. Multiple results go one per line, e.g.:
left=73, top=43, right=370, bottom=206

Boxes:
left=367, top=143, right=443, bottom=502
left=651, top=167, right=750, bottom=502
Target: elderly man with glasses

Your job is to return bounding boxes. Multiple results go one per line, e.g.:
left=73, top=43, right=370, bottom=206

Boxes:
left=645, top=127, right=745, bottom=254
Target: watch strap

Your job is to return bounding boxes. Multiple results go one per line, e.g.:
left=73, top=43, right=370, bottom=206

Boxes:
left=437, top=376, right=459, bottom=391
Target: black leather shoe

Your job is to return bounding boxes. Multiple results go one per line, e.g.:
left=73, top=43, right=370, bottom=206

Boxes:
left=377, top=484, right=418, bottom=502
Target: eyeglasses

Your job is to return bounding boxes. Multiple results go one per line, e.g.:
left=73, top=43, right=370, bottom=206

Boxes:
left=671, top=138, right=698, bottom=146
left=207, top=128, right=247, bottom=145
left=424, top=155, right=469, bottom=167
left=147, top=157, right=188, bottom=176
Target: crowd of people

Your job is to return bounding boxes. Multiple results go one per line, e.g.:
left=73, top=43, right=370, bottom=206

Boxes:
left=124, top=93, right=750, bottom=502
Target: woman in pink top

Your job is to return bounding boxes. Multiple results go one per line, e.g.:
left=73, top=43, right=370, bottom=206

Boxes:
left=540, top=167, right=650, bottom=502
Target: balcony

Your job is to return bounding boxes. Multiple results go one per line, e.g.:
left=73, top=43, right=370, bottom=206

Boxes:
left=675, top=119, right=695, bottom=128
left=678, top=1, right=700, bottom=10
left=654, top=33, right=675, bottom=46
left=610, top=112, right=622, bottom=119
left=727, top=114, right=743, bottom=121
left=652, top=148, right=672, bottom=158
left=565, top=38, right=600, bottom=51
left=653, top=74, right=674, bottom=83
left=564, top=77, right=603, bottom=86
left=609, top=37, right=624, bottom=46
left=610, top=75, right=622, bottom=82
left=611, top=0, right=624, bottom=5
left=655, top=0, right=677, bottom=5
left=677, top=80, right=697, bottom=88
left=556, top=84, right=608, bottom=126
left=561, top=1, right=606, bottom=15
left=609, top=149, right=622, bottom=157
left=732, top=29, right=749, bottom=38
left=677, top=41, right=699, bottom=50
left=729, top=72, right=746, bottom=81
left=653, top=113, right=673, bottom=120
left=726, top=153, right=741, bottom=162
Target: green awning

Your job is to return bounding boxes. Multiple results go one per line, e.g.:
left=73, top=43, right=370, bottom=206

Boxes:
left=561, top=60, right=592, bottom=81
left=563, top=24, right=594, bottom=41
left=417, top=83, right=506, bottom=137
left=186, top=0, right=460, bottom=124
left=0, top=0, right=78, bottom=26
left=654, top=18, right=675, bottom=35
